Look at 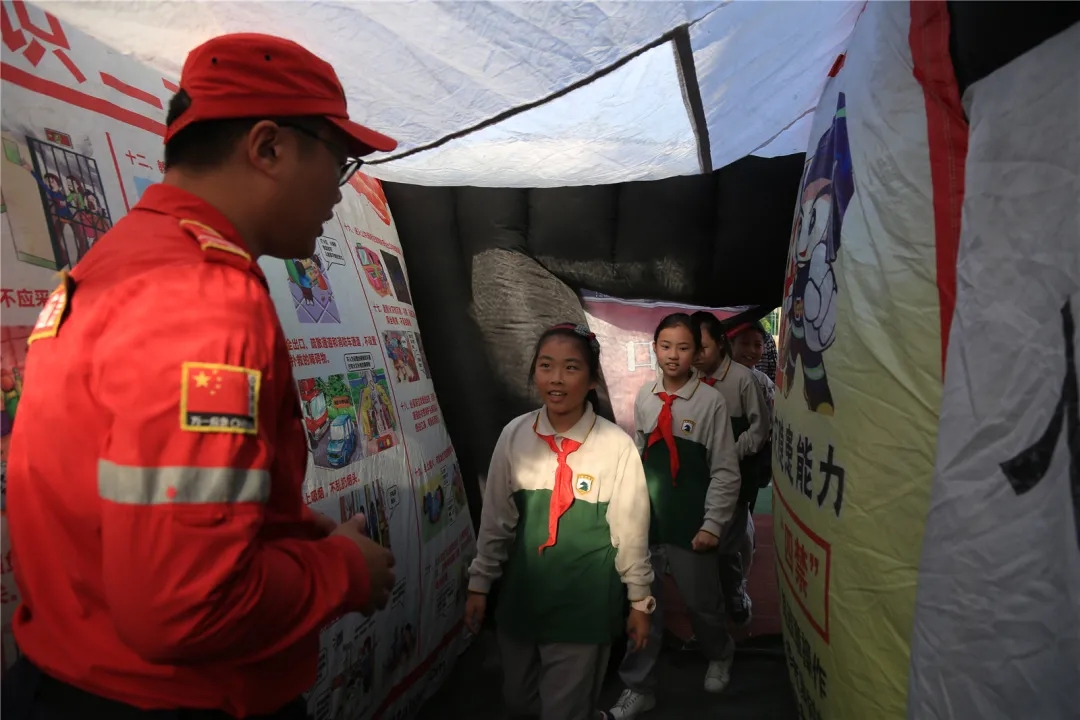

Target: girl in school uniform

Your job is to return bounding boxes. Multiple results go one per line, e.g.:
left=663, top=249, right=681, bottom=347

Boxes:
left=725, top=319, right=776, bottom=514
left=691, top=311, right=770, bottom=630
left=692, top=312, right=770, bottom=464
left=730, top=320, right=777, bottom=413
left=465, top=323, right=655, bottom=720
left=610, top=313, right=742, bottom=720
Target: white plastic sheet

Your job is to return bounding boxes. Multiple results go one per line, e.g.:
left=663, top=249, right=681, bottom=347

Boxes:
left=908, top=21, right=1080, bottom=719
left=41, top=0, right=862, bottom=186
left=379, top=42, right=699, bottom=188
left=690, top=0, right=863, bottom=167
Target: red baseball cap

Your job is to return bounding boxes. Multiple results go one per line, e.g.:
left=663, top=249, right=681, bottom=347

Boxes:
left=165, top=33, right=397, bottom=157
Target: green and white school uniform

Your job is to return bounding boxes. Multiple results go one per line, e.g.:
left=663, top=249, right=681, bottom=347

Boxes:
left=468, top=403, right=652, bottom=720
left=619, top=371, right=742, bottom=693
left=633, top=371, right=741, bottom=545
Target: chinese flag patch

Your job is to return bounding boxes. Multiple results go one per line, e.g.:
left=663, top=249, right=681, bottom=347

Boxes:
left=180, top=362, right=261, bottom=434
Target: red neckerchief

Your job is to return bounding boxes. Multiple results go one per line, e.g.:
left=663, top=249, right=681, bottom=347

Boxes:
left=645, top=392, right=680, bottom=485
left=534, top=422, right=584, bottom=554
left=702, top=358, right=731, bottom=388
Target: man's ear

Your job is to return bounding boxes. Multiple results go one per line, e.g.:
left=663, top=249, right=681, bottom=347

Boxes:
left=246, top=120, right=284, bottom=173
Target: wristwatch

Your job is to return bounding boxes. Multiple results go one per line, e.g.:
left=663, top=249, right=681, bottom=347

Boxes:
left=631, top=596, right=657, bottom=614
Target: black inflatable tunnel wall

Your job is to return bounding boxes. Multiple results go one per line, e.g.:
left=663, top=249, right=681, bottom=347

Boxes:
left=384, top=154, right=805, bottom=524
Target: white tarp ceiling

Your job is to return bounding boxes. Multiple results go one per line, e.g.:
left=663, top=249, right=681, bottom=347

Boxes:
left=45, top=0, right=863, bottom=187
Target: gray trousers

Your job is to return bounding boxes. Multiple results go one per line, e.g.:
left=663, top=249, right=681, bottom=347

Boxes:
left=618, top=543, right=734, bottom=694
left=498, top=631, right=611, bottom=720
left=718, top=504, right=755, bottom=603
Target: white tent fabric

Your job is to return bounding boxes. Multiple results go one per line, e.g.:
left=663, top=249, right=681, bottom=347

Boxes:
left=380, top=42, right=701, bottom=187
left=690, top=0, right=862, bottom=169
left=44, top=0, right=862, bottom=187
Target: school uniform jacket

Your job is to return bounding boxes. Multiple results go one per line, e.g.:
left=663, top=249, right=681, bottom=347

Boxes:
left=705, top=357, right=769, bottom=504
left=468, top=404, right=653, bottom=644
left=705, top=356, right=769, bottom=460
left=750, top=367, right=776, bottom=424
left=635, top=372, right=741, bottom=548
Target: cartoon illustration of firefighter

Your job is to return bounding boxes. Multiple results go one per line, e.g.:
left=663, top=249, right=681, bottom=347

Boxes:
left=779, top=92, right=854, bottom=416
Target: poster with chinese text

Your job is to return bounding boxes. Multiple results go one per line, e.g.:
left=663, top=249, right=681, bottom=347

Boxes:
left=0, top=3, right=475, bottom=717
left=770, top=3, right=956, bottom=717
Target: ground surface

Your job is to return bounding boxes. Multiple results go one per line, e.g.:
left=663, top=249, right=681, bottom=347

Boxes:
left=416, top=628, right=797, bottom=719
left=417, top=488, right=796, bottom=719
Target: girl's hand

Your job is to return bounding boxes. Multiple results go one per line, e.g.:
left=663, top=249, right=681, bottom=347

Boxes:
left=691, top=529, right=719, bottom=552
left=626, top=609, right=651, bottom=652
left=464, top=591, right=487, bottom=635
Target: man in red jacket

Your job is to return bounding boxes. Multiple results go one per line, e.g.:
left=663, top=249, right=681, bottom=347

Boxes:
left=3, top=33, right=398, bottom=719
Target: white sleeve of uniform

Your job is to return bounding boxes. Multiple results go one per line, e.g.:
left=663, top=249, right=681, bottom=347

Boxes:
left=607, top=438, right=654, bottom=601
left=701, top=400, right=742, bottom=538
left=736, top=373, right=769, bottom=459
left=468, top=424, right=519, bottom=594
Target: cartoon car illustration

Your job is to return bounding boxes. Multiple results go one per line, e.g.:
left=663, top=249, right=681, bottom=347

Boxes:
left=326, top=413, right=357, bottom=468
left=297, top=378, right=329, bottom=449
left=355, top=245, right=392, bottom=297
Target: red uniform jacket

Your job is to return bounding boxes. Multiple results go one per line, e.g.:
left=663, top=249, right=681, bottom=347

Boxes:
left=6, top=184, right=370, bottom=717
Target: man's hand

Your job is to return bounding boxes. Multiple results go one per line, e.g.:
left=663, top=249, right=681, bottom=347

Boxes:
left=333, top=514, right=395, bottom=615
left=626, top=609, right=651, bottom=652
left=691, top=529, right=719, bottom=552
left=310, top=510, right=338, bottom=537
left=464, top=591, right=487, bottom=635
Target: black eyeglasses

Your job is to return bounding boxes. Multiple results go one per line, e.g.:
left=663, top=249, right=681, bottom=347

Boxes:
left=277, top=121, right=362, bottom=186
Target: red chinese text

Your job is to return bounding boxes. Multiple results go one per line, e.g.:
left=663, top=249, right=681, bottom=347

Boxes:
left=290, top=352, right=330, bottom=367
left=1, top=288, right=50, bottom=308
left=311, top=336, right=363, bottom=349
left=2, top=2, right=85, bottom=83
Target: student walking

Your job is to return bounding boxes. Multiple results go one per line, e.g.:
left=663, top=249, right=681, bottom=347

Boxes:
left=729, top=319, right=776, bottom=412
left=465, top=323, right=655, bottom=720
left=692, top=311, right=769, bottom=625
left=610, top=314, right=742, bottom=719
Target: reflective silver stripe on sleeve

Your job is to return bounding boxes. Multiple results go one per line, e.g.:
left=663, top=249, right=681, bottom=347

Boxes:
left=98, top=460, right=271, bottom=505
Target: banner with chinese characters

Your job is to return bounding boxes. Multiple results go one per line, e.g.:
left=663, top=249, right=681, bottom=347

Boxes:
left=0, top=4, right=476, bottom=717
left=771, top=3, right=962, bottom=719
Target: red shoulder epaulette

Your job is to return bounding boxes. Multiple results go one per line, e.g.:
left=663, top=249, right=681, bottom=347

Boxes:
left=178, top=218, right=252, bottom=262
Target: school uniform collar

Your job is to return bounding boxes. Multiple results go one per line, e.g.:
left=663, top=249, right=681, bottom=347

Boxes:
left=135, top=183, right=253, bottom=256
left=536, top=402, right=597, bottom=445
left=712, top=356, right=734, bottom=383
left=650, top=369, right=702, bottom=400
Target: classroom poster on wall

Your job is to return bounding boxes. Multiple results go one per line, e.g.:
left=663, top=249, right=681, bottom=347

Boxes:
left=0, top=4, right=475, bottom=717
